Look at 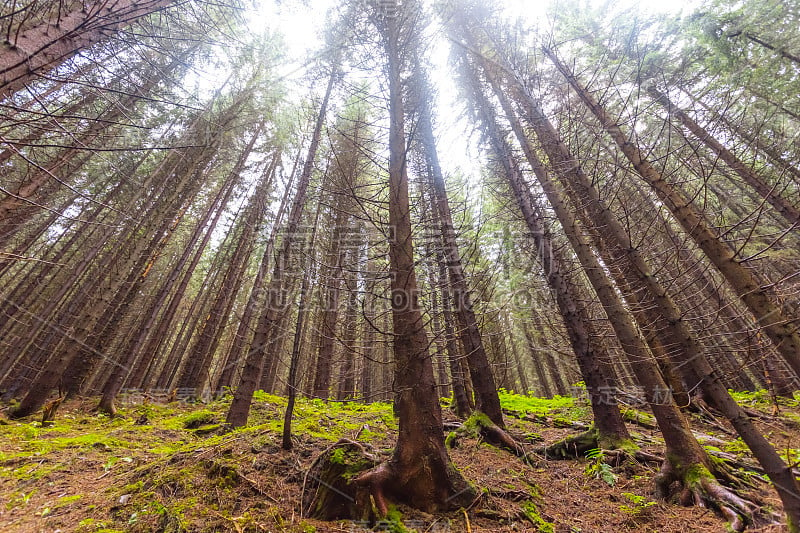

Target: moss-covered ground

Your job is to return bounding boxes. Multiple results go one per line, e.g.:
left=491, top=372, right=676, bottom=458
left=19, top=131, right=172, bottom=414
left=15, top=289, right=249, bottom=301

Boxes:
left=0, top=390, right=797, bottom=532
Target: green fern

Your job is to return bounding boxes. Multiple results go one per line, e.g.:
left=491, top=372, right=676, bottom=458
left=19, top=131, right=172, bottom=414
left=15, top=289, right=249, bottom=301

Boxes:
left=584, top=448, right=617, bottom=486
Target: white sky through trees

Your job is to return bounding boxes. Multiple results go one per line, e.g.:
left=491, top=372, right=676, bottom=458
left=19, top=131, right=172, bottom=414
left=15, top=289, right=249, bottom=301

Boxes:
left=239, top=0, right=700, bottom=207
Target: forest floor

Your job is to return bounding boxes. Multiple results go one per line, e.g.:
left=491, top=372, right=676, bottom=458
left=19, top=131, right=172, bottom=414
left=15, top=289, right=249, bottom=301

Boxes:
left=0, top=389, right=799, bottom=533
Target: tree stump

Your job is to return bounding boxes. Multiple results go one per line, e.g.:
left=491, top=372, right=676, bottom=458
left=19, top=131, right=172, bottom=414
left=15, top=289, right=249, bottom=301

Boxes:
left=302, top=439, right=380, bottom=521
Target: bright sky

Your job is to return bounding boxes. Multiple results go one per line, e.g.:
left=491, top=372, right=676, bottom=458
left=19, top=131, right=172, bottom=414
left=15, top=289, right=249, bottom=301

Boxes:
left=247, top=0, right=702, bottom=63
left=242, top=0, right=701, bottom=197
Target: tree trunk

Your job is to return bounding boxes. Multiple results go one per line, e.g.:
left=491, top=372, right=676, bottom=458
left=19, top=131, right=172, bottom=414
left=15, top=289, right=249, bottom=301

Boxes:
left=471, top=76, right=631, bottom=446
left=215, top=150, right=297, bottom=393
left=647, top=85, right=800, bottom=227
left=0, top=0, right=176, bottom=98
left=415, top=69, right=504, bottom=427
left=226, top=68, right=336, bottom=427
left=311, top=208, right=347, bottom=399
left=546, top=47, right=800, bottom=384
left=350, top=3, right=475, bottom=514
left=98, top=151, right=248, bottom=413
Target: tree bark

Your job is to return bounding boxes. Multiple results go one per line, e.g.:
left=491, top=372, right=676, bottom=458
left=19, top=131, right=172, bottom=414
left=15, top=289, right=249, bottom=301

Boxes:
left=226, top=68, right=336, bottom=427
left=546, top=47, right=800, bottom=384
left=415, top=67, right=504, bottom=427
left=0, top=0, right=176, bottom=98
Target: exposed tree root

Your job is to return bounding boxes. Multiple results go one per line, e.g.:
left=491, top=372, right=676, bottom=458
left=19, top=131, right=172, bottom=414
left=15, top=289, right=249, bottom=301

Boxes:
left=620, top=408, right=658, bottom=430
left=303, top=438, right=476, bottom=521
left=451, top=414, right=655, bottom=472
left=532, top=429, right=600, bottom=459
left=352, top=456, right=477, bottom=517
left=97, top=398, right=117, bottom=417
left=653, top=461, right=780, bottom=531
left=445, top=411, right=785, bottom=531
left=691, top=404, right=736, bottom=436
left=528, top=427, right=650, bottom=464
left=40, top=396, right=64, bottom=426
left=448, top=411, right=537, bottom=464
left=501, top=408, right=589, bottom=430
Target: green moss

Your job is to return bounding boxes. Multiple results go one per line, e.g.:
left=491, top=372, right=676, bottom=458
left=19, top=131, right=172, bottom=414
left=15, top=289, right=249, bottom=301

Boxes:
left=521, top=500, right=554, bottom=532
left=526, top=481, right=542, bottom=500
left=57, top=494, right=82, bottom=505
left=524, top=432, right=543, bottom=442
left=179, top=410, right=216, bottom=429
left=498, top=389, right=576, bottom=417
left=384, top=506, right=410, bottom=533
left=683, top=463, right=713, bottom=488
left=621, top=408, right=657, bottom=427
left=722, top=438, right=749, bottom=456
left=463, top=411, right=494, bottom=435
left=728, top=389, right=799, bottom=408
left=728, top=389, right=770, bottom=405
left=122, top=480, right=144, bottom=493
left=56, top=434, right=129, bottom=450
left=598, top=434, right=638, bottom=453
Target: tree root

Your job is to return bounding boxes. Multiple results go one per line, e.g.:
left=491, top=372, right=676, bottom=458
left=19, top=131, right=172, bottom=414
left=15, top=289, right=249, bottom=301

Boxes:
left=531, top=429, right=600, bottom=459
left=304, top=438, right=476, bottom=521
left=528, top=427, right=648, bottom=464
left=501, top=408, right=589, bottom=430
left=448, top=411, right=537, bottom=465
left=97, top=397, right=117, bottom=417
left=352, top=456, right=477, bottom=517
left=653, top=461, right=780, bottom=531
left=454, top=414, right=651, bottom=471
left=620, top=408, right=658, bottom=430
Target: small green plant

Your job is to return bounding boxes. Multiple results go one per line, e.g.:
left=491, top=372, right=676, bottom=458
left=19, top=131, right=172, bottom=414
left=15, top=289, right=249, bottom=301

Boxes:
left=722, top=438, right=749, bottom=456
left=584, top=448, right=617, bottom=486
left=330, top=448, right=345, bottom=465
left=384, top=506, right=410, bottom=533
left=619, top=492, right=656, bottom=514
left=5, top=490, right=35, bottom=510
